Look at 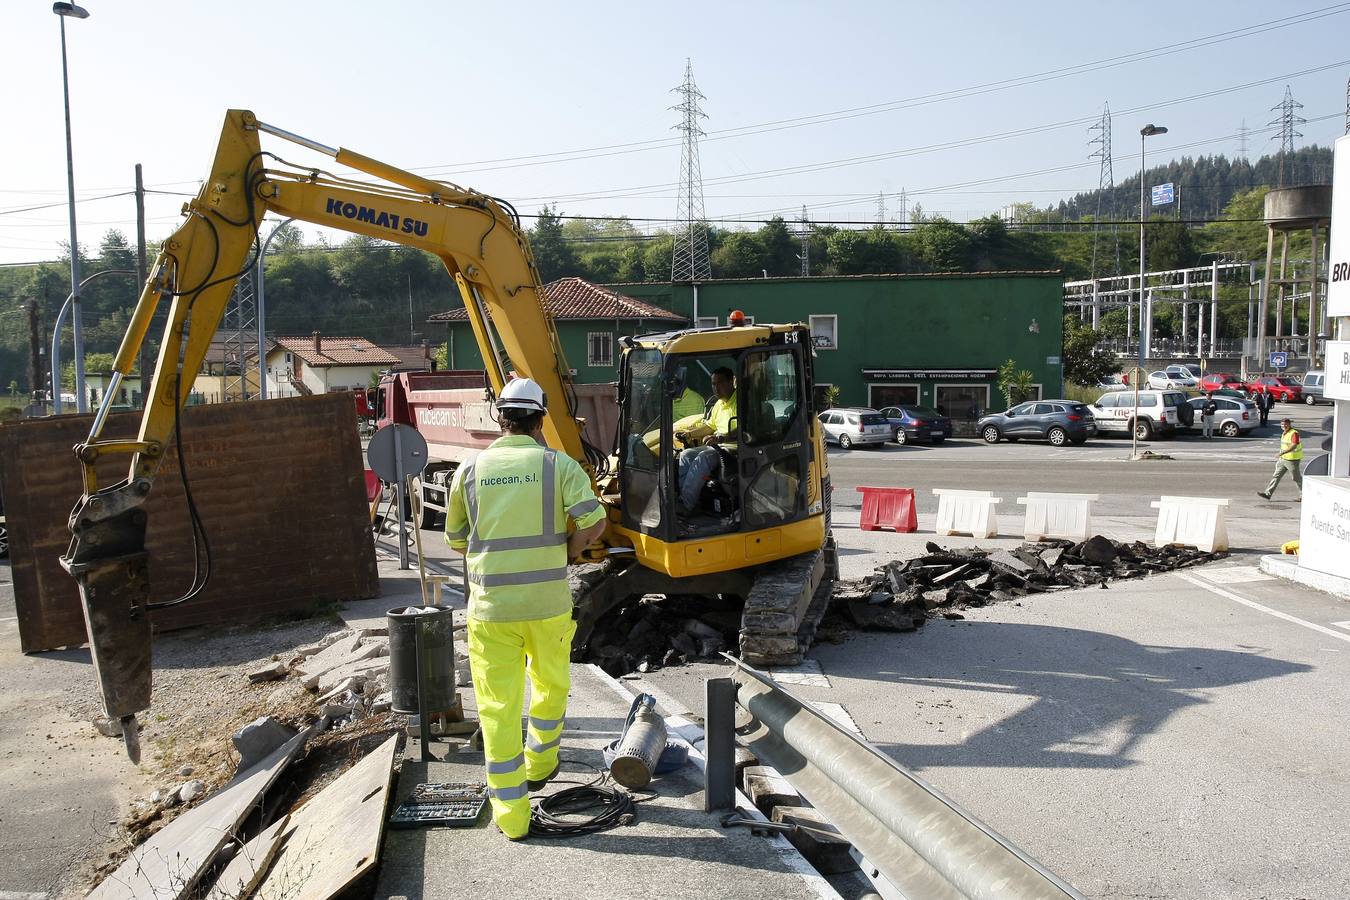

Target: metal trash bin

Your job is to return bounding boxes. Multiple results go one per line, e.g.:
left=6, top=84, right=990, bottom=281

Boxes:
left=387, top=606, right=455, bottom=715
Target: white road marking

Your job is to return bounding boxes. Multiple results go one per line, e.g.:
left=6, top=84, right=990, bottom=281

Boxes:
left=1197, top=566, right=1275, bottom=584
left=1175, top=572, right=1350, bottom=645
left=768, top=659, right=831, bottom=688
left=810, top=701, right=863, bottom=735
left=1331, top=621, right=1350, bottom=632
left=0, top=616, right=17, bottom=622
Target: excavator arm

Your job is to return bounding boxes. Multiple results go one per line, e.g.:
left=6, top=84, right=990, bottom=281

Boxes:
left=62, top=110, right=592, bottom=757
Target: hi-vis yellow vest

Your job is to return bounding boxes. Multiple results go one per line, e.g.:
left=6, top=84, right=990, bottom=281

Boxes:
left=446, top=435, right=605, bottom=622
left=1281, top=428, right=1303, bottom=461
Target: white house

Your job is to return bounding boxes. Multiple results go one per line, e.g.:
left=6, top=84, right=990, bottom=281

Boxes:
left=264, top=333, right=401, bottom=398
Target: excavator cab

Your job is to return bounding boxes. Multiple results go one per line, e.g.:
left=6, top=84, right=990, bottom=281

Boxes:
left=616, top=323, right=822, bottom=555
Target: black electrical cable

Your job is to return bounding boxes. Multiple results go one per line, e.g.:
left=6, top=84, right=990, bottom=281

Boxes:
left=528, top=778, right=638, bottom=837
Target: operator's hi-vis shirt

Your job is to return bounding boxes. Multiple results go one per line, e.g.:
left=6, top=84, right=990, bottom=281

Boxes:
left=444, top=435, right=605, bottom=623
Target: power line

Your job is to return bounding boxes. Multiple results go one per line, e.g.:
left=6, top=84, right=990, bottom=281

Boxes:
left=396, top=4, right=1350, bottom=179
left=512, top=59, right=1350, bottom=208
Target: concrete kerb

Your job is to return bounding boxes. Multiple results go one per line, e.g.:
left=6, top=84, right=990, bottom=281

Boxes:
left=1259, top=553, right=1350, bottom=601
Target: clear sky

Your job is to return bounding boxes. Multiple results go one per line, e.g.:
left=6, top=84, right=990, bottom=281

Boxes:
left=2, top=0, right=1348, bottom=265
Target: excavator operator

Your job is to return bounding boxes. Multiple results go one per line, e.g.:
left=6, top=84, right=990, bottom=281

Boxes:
left=676, top=366, right=737, bottom=515
left=444, top=377, right=608, bottom=839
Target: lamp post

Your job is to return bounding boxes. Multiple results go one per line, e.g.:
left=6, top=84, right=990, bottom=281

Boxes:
left=255, top=217, right=295, bottom=400
left=1137, top=124, right=1167, bottom=372
left=54, top=2, right=91, bottom=413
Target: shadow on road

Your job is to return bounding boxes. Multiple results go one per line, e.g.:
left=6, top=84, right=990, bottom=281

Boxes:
left=822, top=621, right=1310, bottom=772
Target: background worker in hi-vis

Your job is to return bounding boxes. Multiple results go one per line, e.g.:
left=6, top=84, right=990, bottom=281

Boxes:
left=445, top=378, right=607, bottom=839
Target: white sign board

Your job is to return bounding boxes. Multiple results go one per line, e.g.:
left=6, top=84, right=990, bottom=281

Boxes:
left=1299, top=477, right=1350, bottom=579
left=1328, top=133, right=1350, bottom=317
left=1324, top=341, right=1350, bottom=401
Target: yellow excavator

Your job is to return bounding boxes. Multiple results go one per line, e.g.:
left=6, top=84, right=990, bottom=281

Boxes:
left=61, top=111, right=836, bottom=760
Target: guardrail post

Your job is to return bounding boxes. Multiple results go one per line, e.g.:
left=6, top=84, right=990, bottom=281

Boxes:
left=704, top=676, right=736, bottom=812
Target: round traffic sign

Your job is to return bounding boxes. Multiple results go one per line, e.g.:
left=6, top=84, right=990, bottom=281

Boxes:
left=367, top=423, right=429, bottom=482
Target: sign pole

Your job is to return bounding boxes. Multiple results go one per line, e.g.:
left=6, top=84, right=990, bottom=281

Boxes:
left=392, top=424, right=410, bottom=569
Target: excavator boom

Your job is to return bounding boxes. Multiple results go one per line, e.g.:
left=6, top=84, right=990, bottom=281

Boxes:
left=62, top=110, right=592, bottom=757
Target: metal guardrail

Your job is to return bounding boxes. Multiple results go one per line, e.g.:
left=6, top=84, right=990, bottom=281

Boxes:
left=706, top=659, right=1085, bottom=900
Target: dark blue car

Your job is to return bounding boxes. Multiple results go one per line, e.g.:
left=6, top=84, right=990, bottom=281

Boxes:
left=877, top=406, right=953, bottom=445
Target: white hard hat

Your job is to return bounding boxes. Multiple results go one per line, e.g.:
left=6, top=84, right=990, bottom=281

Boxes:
left=496, top=377, right=548, bottom=413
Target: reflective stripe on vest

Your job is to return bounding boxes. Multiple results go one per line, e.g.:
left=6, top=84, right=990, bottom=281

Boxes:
left=459, top=440, right=574, bottom=620
left=1282, top=429, right=1303, bottom=460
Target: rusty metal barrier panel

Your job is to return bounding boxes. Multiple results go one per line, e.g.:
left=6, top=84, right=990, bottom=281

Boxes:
left=0, top=393, right=378, bottom=652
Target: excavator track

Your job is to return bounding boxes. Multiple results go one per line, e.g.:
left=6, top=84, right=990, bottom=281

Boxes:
left=738, top=534, right=838, bottom=667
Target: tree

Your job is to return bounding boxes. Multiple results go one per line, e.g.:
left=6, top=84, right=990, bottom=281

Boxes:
left=529, top=206, right=578, bottom=282
left=997, top=358, right=1036, bottom=408
left=269, top=223, right=306, bottom=253
left=711, top=232, right=765, bottom=279
left=758, top=217, right=799, bottom=275
left=1143, top=217, right=1196, bottom=271
left=824, top=229, right=904, bottom=274
left=1061, top=315, right=1116, bottom=385
left=913, top=218, right=971, bottom=271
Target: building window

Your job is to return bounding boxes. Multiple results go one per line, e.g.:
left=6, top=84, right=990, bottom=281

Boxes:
left=695, top=316, right=718, bottom=330
left=809, top=315, right=838, bottom=349
left=868, top=384, right=919, bottom=409
left=587, top=332, right=614, bottom=367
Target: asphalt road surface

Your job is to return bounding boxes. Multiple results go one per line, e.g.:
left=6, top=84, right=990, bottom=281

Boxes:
left=619, top=401, right=1346, bottom=898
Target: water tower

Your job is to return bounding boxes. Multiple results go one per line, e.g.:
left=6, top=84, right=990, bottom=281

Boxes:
left=1257, top=185, right=1331, bottom=370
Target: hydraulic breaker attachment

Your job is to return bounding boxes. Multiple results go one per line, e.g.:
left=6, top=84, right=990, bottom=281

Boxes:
left=61, top=478, right=154, bottom=763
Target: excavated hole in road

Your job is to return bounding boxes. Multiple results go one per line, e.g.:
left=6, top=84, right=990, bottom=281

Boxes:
left=579, top=536, right=1228, bottom=676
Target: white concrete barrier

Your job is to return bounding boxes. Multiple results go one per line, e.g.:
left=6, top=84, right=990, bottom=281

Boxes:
left=933, top=489, right=1001, bottom=538
left=1150, top=495, right=1230, bottom=553
left=1017, top=492, right=1099, bottom=542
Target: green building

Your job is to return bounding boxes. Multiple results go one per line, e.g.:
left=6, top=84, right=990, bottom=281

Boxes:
left=432, top=272, right=1063, bottom=434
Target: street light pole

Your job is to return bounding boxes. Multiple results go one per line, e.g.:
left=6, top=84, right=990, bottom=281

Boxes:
left=54, top=2, right=91, bottom=413
left=1138, top=124, right=1167, bottom=374
left=1133, top=124, right=1167, bottom=461
left=256, top=217, right=295, bottom=400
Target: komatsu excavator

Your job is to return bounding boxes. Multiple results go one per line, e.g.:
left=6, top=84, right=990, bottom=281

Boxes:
left=61, top=111, right=836, bottom=760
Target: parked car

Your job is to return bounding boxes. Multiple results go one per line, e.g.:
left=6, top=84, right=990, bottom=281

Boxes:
left=1197, top=371, right=1245, bottom=393
left=1187, top=396, right=1259, bottom=437
left=1301, top=370, right=1325, bottom=405
left=1246, top=376, right=1302, bottom=403
left=817, top=408, right=892, bottom=449
left=977, top=400, right=1096, bottom=447
left=1090, top=389, right=1184, bottom=440
left=1177, top=364, right=1204, bottom=379
left=1095, top=375, right=1129, bottom=392
left=1148, top=369, right=1197, bottom=390
left=877, top=405, right=952, bottom=444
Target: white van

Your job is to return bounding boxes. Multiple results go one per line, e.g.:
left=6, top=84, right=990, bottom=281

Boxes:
left=1091, top=390, right=1183, bottom=440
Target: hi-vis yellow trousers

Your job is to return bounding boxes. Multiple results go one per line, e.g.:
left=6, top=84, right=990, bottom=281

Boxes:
left=466, top=611, right=575, bottom=839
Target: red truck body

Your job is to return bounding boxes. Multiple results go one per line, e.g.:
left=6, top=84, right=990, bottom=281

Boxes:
left=372, top=370, right=619, bottom=526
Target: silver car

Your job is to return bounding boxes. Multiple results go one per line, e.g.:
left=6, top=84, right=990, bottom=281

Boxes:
left=818, top=408, right=892, bottom=449
left=1302, top=371, right=1325, bottom=405
left=1188, top=396, right=1259, bottom=436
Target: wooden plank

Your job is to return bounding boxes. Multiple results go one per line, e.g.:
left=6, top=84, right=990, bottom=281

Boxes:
left=89, top=731, right=308, bottom=900
left=0, top=393, right=378, bottom=652
left=202, top=814, right=290, bottom=900
left=254, top=735, right=399, bottom=900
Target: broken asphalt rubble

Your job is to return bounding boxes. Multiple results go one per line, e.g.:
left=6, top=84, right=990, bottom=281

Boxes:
left=835, top=535, right=1227, bottom=631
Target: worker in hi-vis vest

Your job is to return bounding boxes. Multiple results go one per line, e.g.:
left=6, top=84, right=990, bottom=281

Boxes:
left=445, top=378, right=607, bottom=839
